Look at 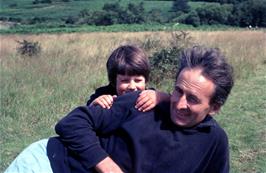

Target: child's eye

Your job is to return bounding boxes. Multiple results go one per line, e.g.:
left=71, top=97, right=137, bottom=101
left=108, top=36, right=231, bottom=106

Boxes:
left=135, top=79, right=143, bottom=83
left=121, top=79, right=129, bottom=83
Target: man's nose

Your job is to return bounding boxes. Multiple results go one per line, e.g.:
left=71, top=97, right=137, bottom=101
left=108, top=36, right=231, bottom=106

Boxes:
left=177, top=95, right=188, bottom=109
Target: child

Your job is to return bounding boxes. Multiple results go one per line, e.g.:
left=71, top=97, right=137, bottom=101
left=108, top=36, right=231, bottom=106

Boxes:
left=87, top=45, right=170, bottom=112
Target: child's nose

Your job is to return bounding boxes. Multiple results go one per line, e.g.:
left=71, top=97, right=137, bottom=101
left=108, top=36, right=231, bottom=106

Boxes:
left=128, top=81, right=136, bottom=90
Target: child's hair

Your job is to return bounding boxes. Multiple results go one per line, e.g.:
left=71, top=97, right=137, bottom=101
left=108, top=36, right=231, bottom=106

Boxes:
left=106, top=45, right=150, bottom=86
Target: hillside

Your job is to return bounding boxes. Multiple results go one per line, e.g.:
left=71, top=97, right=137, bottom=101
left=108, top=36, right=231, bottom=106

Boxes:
left=0, top=0, right=172, bottom=23
left=1, top=0, right=265, bottom=33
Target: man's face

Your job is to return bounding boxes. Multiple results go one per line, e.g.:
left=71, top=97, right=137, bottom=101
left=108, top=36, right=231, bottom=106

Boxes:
left=170, top=68, right=219, bottom=128
left=116, top=74, right=146, bottom=96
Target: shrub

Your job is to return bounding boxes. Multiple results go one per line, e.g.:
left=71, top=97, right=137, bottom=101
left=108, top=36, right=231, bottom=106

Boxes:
left=65, top=16, right=78, bottom=24
left=149, top=31, right=193, bottom=84
left=27, top=17, right=48, bottom=24
left=141, top=36, right=162, bottom=53
left=184, top=10, right=200, bottom=27
left=149, top=47, right=181, bottom=84
left=172, top=0, right=190, bottom=13
left=196, top=3, right=232, bottom=25
left=16, top=40, right=41, bottom=57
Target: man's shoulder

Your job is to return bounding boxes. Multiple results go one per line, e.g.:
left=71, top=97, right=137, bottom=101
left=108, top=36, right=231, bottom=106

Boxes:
left=113, top=91, right=141, bottom=107
left=201, top=116, right=228, bottom=142
left=94, top=84, right=117, bottom=95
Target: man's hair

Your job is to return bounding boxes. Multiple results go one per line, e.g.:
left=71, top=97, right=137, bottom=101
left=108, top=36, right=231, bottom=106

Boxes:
left=107, top=45, right=150, bottom=86
left=176, top=46, right=234, bottom=106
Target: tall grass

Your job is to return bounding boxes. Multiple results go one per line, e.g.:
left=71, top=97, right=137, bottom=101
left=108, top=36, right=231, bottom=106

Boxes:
left=1, top=30, right=266, bottom=172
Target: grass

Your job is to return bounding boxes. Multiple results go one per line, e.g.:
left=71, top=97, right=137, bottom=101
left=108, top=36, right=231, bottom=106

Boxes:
left=0, top=30, right=266, bottom=172
left=0, top=0, right=229, bottom=33
left=0, top=22, right=239, bottom=34
left=217, top=67, right=266, bottom=172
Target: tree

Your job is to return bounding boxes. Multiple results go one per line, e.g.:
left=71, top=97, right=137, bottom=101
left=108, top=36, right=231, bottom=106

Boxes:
left=125, top=2, right=146, bottom=24
left=229, top=0, right=266, bottom=27
left=65, top=16, right=78, bottom=24
left=147, top=9, right=165, bottom=23
left=196, top=3, right=231, bottom=25
left=185, top=10, right=200, bottom=27
left=172, top=0, right=190, bottom=13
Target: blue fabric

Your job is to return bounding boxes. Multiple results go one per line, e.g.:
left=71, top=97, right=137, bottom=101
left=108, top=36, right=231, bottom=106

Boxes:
left=4, top=139, right=52, bottom=173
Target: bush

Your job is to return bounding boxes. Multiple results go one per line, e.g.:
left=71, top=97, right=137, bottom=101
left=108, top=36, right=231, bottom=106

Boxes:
left=184, top=10, right=200, bottom=27
left=65, top=16, right=78, bottom=24
left=76, top=2, right=147, bottom=26
left=149, top=31, right=193, bottom=84
left=229, top=0, right=266, bottom=27
left=196, top=3, right=232, bottom=25
left=17, top=40, right=41, bottom=57
left=147, top=9, right=165, bottom=23
left=172, top=0, right=190, bottom=13
left=27, top=17, right=48, bottom=24
left=150, top=47, right=181, bottom=84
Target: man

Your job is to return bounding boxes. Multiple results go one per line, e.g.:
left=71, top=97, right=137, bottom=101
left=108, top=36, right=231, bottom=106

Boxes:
left=4, top=46, right=234, bottom=173
left=52, top=46, right=234, bottom=173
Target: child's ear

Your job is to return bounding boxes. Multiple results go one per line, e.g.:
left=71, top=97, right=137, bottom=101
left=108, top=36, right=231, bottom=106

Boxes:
left=209, top=103, right=221, bottom=116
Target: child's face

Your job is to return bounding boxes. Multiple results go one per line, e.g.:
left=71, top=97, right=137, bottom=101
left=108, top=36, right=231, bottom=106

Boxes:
left=116, top=74, right=146, bottom=96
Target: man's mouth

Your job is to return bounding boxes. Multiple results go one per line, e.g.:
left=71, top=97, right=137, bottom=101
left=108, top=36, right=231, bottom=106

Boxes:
left=174, top=110, right=190, bottom=122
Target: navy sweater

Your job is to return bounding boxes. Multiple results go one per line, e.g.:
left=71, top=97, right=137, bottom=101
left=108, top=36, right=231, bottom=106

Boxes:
left=48, top=91, right=229, bottom=173
left=86, top=84, right=117, bottom=106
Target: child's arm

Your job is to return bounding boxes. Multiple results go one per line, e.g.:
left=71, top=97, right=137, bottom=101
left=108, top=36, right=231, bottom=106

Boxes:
left=86, top=84, right=117, bottom=106
left=135, top=90, right=170, bottom=112
left=90, top=95, right=117, bottom=109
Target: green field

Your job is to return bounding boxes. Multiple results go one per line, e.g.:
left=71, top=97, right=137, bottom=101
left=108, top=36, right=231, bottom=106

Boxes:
left=0, top=0, right=172, bottom=21
left=1, top=30, right=266, bottom=172
left=1, top=0, right=226, bottom=34
left=0, top=23, right=238, bottom=34
left=0, top=0, right=214, bottom=21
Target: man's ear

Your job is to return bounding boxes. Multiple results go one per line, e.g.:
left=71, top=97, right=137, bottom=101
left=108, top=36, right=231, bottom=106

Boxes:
left=209, top=104, right=221, bottom=116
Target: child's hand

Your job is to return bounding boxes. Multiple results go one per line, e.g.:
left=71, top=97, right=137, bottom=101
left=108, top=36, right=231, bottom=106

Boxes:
left=135, top=90, right=158, bottom=112
left=95, top=156, right=124, bottom=173
left=90, top=95, right=117, bottom=109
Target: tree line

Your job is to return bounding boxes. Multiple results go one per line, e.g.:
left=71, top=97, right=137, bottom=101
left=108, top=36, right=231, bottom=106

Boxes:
left=66, top=0, right=266, bottom=27
left=2, top=0, right=266, bottom=28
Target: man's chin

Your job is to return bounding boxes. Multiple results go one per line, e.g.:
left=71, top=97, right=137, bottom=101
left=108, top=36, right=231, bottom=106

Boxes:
left=171, top=115, right=189, bottom=127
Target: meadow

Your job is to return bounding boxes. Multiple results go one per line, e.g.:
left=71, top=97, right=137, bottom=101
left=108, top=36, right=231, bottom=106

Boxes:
left=0, top=0, right=172, bottom=23
left=1, top=30, right=266, bottom=172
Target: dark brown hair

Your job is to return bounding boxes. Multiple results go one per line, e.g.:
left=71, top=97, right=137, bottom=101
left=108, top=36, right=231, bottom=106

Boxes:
left=106, top=45, right=150, bottom=86
left=176, top=46, right=234, bottom=106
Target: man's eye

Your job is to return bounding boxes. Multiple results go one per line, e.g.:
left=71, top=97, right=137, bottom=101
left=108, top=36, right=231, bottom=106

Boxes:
left=187, top=95, right=199, bottom=104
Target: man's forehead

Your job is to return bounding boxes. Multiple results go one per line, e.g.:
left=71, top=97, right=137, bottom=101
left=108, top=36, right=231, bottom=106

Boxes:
left=175, top=68, right=215, bottom=98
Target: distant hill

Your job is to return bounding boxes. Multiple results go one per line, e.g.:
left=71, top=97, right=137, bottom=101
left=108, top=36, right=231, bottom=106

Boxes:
left=1, top=0, right=265, bottom=33
left=0, top=0, right=172, bottom=23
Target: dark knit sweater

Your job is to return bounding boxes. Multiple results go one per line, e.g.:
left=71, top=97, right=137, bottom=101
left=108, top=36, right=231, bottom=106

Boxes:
left=48, top=91, right=229, bottom=173
left=86, top=84, right=117, bottom=106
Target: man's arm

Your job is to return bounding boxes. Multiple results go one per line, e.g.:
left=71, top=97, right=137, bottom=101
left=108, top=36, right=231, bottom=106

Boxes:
left=55, top=92, right=140, bottom=171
